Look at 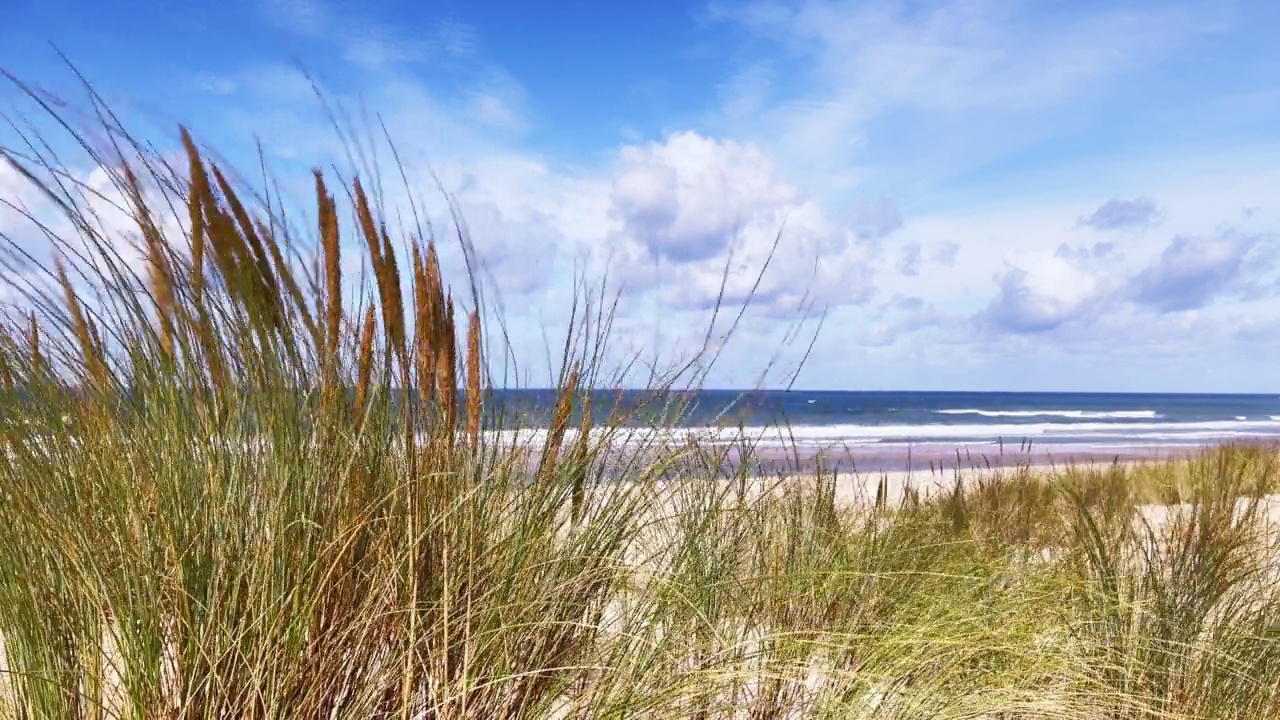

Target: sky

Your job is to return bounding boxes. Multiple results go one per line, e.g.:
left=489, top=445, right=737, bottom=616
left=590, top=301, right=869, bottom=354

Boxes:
left=3, top=0, right=1280, bottom=392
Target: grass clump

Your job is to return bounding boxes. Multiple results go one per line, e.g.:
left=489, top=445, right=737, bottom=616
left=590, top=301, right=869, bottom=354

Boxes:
left=0, top=75, right=1279, bottom=719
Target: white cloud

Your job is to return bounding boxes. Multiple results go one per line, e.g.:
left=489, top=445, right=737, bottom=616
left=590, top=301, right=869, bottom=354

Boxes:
left=1078, top=196, right=1163, bottom=231
left=262, top=0, right=476, bottom=72
left=449, top=199, right=561, bottom=295
left=847, top=196, right=903, bottom=241
left=76, top=160, right=193, bottom=277
left=930, top=239, right=960, bottom=266
left=262, top=0, right=330, bottom=36
left=227, top=63, right=321, bottom=106
left=74, top=0, right=1276, bottom=390
left=0, top=144, right=202, bottom=319
left=982, top=252, right=1110, bottom=333
left=191, top=72, right=238, bottom=95
left=0, top=159, right=43, bottom=304
left=860, top=294, right=955, bottom=346
left=709, top=0, right=1222, bottom=196
left=1127, top=232, right=1261, bottom=312
left=893, top=238, right=958, bottom=278
left=606, top=131, right=877, bottom=316
left=343, top=34, right=426, bottom=71
left=610, top=131, right=799, bottom=262
left=896, top=241, right=921, bottom=276
left=0, top=158, right=33, bottom=236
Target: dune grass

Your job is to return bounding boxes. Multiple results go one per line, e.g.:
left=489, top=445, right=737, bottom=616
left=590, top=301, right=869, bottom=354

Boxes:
left=1, top=77, right=1280, bottom=718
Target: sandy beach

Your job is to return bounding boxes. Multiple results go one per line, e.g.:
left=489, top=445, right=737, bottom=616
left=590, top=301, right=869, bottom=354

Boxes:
left=726, top=440, right=1210, bottom=477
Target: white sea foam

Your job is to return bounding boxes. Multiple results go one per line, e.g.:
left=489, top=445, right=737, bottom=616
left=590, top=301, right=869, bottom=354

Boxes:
left=480, top=417, right=1280, bottom=449
left=935, top=408, right=1158, bottom=419
left=710, top=419, right=1280, bottom=447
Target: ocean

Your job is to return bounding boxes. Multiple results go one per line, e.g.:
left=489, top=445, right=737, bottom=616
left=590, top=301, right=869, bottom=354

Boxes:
left=491, top=389, right=1280, bottom=472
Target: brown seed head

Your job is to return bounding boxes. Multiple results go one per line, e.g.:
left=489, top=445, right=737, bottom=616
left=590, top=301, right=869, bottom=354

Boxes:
left=464, top=310, right=482, bottom=449
left=182, top=129, right=209, bottom=301
left=538, top=363, right=580, bottom=481
left=0, top=326, right=14, bottom=388
left=315, top=170, right=342, bottom=379
left=28, top=314, right=41, bottom=377
left=210, top=165, right=284, bottom=332
left=411, top=243, right=434, bottom=405
left=434, top=296, right=458, bottom=439
left=258, top=216, right=317, bottom=346
left=377, top=222, right=406, bottom=369
left=352, top=305, right=377, bottom=428
left=54, top=256, right=108, bottom=389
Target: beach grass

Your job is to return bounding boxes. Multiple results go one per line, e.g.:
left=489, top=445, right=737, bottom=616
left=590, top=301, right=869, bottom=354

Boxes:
left=2, top=77, right=1280, bottom=718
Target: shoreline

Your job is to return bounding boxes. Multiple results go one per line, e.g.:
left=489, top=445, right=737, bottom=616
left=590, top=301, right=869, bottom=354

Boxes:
left=713, top=440, right=1280, bottom=510
left=718, top=439, right=1235, bottom=477
left=487, top=418, right=1280, bottom=478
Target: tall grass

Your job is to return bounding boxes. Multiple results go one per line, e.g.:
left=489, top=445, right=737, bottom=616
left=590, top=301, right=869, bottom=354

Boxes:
left=1, top=74, right=1280, bottom=718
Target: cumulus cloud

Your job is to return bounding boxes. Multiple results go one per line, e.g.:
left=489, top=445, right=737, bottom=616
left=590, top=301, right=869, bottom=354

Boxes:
left=848, top=196, right=903, bottom=241
left=450, top=200, right=558, bottom=295
left=861, top=294, right=953, bottom=346
left=0, top=159, right=33, bottom=235
left=608, top=131, right=876, bottom=316
left=930, top=240, right=960, bottom=266
left=895, top=239, right=961, bottom=276
left=897, top=241, right=922, bottom=276
left=0, top=148, right=203, bottom=314
left=1055, top=241, right=1119, bottom=263
left=610, top=131, right=803, bottom=262
left=0, top=160, right=44, bottom=301
left=1077, top=196, right=1162, bottom=231
left=94, top=0, right=1272, bottom=390
left=983, top=253, right=1108, bottom=333
left=1127, top=232, right=1256, bottom=312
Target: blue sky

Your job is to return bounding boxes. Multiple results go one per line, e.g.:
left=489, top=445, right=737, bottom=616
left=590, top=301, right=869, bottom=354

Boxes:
left=4, top=0, right=1280, bottom=392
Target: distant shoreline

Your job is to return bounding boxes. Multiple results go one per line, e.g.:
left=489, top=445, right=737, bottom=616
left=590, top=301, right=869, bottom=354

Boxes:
left=727, top=441, right=1213, bottom=475
left=491, top=427, right=1279, bottom=479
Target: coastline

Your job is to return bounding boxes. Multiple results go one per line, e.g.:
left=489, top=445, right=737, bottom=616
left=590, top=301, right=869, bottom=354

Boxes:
left=721, top=439, right=1222, bottom=477
left=719, top=438, right=1280, bottom=510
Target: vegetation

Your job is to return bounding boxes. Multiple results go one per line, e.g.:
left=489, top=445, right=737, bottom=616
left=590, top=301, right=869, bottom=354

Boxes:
left=1, top=76, right=1280, bottom=719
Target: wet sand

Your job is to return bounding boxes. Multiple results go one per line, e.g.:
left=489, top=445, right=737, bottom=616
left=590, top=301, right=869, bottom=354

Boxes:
left=719, top=440, right=1208, bottom=476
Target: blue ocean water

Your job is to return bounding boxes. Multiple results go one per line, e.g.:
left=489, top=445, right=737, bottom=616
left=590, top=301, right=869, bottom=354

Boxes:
left=492, top=390, right=1280, bottom=449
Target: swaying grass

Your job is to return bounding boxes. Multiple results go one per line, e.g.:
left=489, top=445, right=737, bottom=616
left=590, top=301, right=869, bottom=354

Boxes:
left=2, top=74, right=1280, bottom=719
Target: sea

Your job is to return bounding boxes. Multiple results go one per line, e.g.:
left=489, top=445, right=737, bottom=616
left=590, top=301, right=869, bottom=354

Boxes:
left=491, top=389, right=1280, bottom=472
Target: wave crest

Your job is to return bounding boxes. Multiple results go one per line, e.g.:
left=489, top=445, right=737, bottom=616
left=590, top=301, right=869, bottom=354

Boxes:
left=936, top=409, right=1158, bottom=420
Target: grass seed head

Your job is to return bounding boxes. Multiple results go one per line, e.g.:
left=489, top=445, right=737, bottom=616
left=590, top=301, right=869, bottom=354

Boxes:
left=465, top=309, right=482, bottom=448
left=353, top=304, right=377, bottom=428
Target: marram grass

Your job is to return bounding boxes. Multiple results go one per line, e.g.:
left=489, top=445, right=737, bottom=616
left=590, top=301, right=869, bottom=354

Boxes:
left=0, top=77, right=1279, bottom=719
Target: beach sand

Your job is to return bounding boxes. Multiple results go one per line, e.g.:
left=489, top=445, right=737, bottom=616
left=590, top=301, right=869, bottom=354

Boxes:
left=726, top=440, right=1206, bottom=477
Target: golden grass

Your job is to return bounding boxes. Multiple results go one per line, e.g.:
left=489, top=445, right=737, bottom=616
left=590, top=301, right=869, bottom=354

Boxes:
left=0, top=327, right=13, bottom=389
left=352, top=304, right=377, bottom=429
left=54, top=255, right=100, bottom=384
left=465, top=309, right=481, bottom=450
